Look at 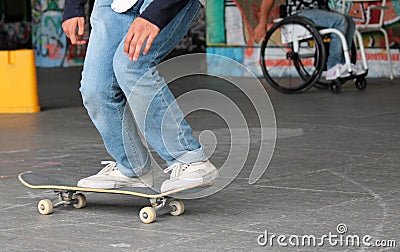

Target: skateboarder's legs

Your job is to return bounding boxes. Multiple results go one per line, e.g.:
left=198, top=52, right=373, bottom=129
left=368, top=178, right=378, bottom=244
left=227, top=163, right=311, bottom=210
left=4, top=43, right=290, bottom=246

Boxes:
left=74, top=0, right=218, bottom=191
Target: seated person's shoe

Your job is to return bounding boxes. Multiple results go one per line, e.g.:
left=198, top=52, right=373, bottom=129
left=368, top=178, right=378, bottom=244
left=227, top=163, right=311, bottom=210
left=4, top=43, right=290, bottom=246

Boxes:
left=77, top=161, right=153, bottom=189
left=160, top=160, right=219, bottom=193
left=326, top=64, right=351, bottom=80
left=350, top=63, right=366, bottom=76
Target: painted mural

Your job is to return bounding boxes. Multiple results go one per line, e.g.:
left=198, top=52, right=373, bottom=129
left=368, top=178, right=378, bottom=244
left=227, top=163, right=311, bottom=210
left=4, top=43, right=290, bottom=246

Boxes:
left=31, top=0, right=87, bottom=67
left=207, top=0, right=400, bottom=78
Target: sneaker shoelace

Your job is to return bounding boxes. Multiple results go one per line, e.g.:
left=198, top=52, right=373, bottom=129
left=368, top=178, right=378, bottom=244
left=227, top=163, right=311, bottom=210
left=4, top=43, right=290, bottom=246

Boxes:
left=97, top=161, right=117, bottom=175
left=164, top=163, right=190, bottom=177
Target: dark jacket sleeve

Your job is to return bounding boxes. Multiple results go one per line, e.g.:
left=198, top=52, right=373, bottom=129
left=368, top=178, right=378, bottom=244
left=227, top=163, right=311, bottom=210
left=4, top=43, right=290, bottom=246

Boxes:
left=139, top=0, right=191, bottom=30
left=62, top=0, right=88, bottom=22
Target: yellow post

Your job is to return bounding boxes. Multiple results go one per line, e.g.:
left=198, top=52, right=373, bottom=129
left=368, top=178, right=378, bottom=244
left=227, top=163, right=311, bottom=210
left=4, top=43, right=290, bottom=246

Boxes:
left=0, top=49, right=41, bottom=113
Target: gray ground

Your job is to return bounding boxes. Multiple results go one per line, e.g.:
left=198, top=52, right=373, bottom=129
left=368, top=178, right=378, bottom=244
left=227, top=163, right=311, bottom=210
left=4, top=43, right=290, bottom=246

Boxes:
left=0, top=67, right=399, bottom=251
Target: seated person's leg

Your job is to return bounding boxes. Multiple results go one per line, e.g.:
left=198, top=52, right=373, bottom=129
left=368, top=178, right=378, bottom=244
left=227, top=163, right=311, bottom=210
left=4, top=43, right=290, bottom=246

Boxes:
left=343, top=15, right=365, bottom=76
left=297, top=9, right=364, bottom=79
left=297, top=9, right=347, bottom=69
left=344, top=14, right=355, bottom=51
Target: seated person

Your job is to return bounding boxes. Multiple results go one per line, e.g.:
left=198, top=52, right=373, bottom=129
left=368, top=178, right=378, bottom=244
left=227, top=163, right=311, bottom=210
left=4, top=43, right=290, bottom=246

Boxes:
left=254, top=0, right=365, bottom=80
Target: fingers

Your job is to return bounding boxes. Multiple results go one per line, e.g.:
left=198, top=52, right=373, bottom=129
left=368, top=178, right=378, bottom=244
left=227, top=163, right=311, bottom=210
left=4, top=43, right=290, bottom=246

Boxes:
left=143, top=34, right=156, bottom=56
left=254, top=34, right=263, bottom=43
left=78, top=18, right=85, bottom=36
left=124, top=17, right=160, bottom=61
left=62, top=21, right=76, bottom=44
left=253, top=25, right=267, bottom=43
left=62, top=17, right=87, bottom=45
left=130, top=36, right=146, bottom=61
left=125, top=34, right=144, bottom=61
left=76, top=18, right=88, bottom=45
left=254, top=32, right=265, bottom=43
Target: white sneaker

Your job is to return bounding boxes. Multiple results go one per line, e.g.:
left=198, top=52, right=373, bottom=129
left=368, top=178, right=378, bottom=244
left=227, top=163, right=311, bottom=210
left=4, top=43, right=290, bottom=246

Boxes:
left=326, top=64, right=351, bottom=80
left=350, top=63, right=366, bottom=76
left=160, top=160, right=219, bottom=193
left=77, top=161, right=153, bottom=189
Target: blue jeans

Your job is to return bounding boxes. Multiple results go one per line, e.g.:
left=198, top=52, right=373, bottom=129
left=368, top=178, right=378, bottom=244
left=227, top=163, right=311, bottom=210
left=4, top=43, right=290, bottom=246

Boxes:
left=297, top=9, right=355, bottom=69
left=80, top=0, right=206, bottom=177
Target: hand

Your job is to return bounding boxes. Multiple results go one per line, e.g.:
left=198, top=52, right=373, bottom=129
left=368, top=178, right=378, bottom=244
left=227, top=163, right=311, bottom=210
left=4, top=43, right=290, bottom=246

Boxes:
left=62, top=17, right=87, bottom=45
left=124, top=17, right=160, bottom=61
left=253, top=24, right=267, bottom=43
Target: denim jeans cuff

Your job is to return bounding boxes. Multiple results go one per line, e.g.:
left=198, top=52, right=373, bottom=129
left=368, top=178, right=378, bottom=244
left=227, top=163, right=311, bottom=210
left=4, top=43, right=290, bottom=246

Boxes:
left=173, top=146, right=207, bottom=165
left=117, top=162, right=151, bottom=178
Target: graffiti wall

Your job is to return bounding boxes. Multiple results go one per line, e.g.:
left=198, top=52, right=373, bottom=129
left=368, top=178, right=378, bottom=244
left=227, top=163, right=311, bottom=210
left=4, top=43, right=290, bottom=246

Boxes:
left=206, top=0, right=400, bottom=78
left=31, top=0, right=86, bottom=67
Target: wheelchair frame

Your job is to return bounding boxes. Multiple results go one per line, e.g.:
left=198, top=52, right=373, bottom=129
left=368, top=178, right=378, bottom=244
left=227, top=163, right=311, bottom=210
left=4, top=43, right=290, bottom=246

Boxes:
left=260, top=15, right=368, bottom=94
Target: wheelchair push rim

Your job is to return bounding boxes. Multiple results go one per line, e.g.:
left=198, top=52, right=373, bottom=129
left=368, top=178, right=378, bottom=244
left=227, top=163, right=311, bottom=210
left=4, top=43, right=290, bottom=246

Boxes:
left=260, top=16, right=326, bottom=94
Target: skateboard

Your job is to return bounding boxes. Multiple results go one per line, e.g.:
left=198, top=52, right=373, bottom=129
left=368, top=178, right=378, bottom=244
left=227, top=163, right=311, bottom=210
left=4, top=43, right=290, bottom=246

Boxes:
left=18, top=171, right=211, bottom=224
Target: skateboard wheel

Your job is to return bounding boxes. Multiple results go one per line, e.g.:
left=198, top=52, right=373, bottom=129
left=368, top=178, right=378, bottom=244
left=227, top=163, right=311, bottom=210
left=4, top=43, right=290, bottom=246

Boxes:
left=38, top=199, right=53, bottom=215
left=169, top=200, right=185, bottom=216
left=139, top=207, right=156, bottom=224
left=73, top=193, right=87, bottom=209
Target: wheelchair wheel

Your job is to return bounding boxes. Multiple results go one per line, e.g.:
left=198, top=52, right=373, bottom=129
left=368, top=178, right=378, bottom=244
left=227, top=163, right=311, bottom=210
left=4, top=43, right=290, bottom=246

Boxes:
left=355, top=77, right=367, bottom=90
left=260, top=16, right=326, bottom=94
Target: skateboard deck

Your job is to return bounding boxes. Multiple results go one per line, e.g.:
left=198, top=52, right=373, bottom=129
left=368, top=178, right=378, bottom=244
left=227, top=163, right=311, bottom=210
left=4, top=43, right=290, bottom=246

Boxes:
left=18, top=171, right=211, bottom=224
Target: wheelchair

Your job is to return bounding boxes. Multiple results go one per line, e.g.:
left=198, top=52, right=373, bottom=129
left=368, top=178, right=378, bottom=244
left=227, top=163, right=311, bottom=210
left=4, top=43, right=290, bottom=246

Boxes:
left=260, top=15, right=368, bottom=94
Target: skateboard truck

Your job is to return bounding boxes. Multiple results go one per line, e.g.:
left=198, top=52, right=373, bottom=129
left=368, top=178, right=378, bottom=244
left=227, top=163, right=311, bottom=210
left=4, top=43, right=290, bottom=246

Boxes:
left=37, top=190, right=87, bottom=215
left=140, top=197, right=185, bottom=224
left=54, top=190, right=86, bottom=208
left=150, top=197, right=166, bottom=209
